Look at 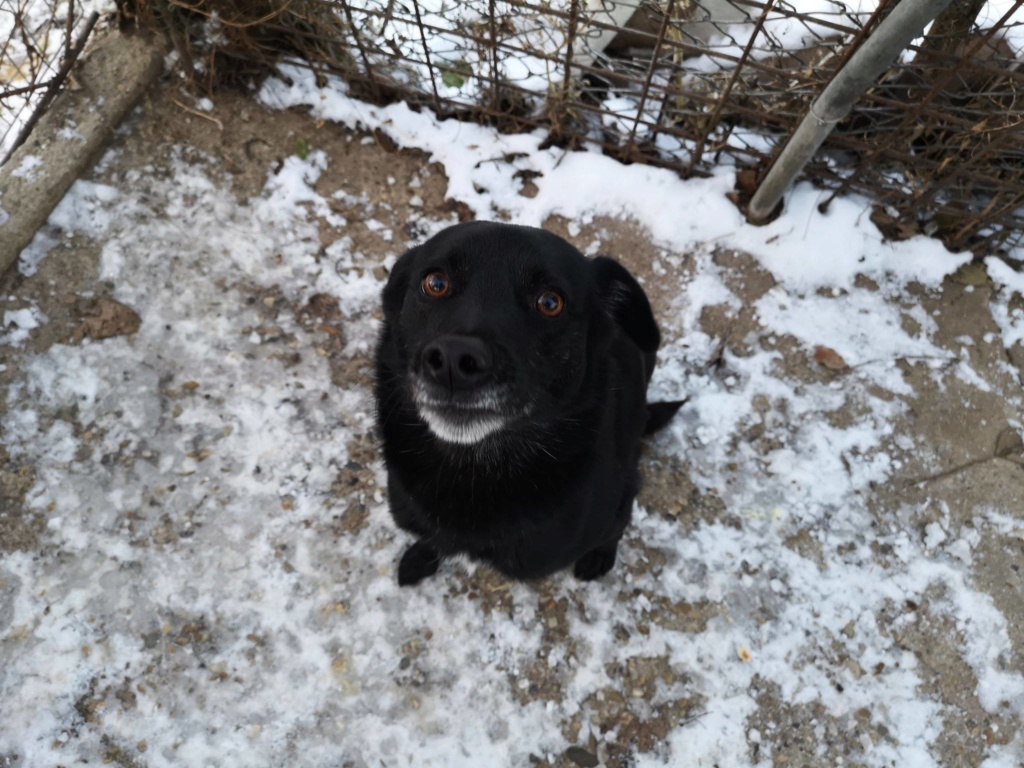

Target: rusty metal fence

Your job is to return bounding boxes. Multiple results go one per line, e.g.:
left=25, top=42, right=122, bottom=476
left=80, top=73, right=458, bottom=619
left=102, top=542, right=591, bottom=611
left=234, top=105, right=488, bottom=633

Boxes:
left=7, top=1, right=1024, bottom=256
left=190, top=0, right=1019, bottom=256
left=0, top=0, right=101, bottom=163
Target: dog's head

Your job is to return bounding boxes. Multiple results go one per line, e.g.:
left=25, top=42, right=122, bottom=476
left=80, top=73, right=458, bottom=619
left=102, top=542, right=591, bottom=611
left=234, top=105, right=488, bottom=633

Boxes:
left=377, top=222, right=659, bottom=445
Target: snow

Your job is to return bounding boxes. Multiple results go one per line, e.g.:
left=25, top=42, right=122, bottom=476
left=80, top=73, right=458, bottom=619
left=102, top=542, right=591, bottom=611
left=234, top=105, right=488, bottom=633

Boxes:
left=260, top=63, right=969, bottom=295
left=987, top=256, right=1024, bottom=354
left=923, top=522, right=946, bottom=551
left=11, top=154, right=43, bottom=179
left=1, top=304, right=47, bottom=345
left=15, top=178, right=119, bottom=277
left=2, top=30, right=1024, bottom=768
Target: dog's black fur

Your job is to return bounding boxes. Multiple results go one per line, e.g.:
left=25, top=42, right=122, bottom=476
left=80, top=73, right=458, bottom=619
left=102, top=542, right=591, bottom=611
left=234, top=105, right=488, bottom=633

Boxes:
left=374, top=221, right=682, bottom=586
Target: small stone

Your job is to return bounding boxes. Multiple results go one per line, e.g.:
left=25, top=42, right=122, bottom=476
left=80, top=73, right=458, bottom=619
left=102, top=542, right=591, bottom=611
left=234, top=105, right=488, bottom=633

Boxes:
left=952, top=261, right=990, bottom=286
left=565, top=746, right=599, bottom=767
left=813, top=345, right=848, bottom=371
left=995, top=427, right=1023, bottom=457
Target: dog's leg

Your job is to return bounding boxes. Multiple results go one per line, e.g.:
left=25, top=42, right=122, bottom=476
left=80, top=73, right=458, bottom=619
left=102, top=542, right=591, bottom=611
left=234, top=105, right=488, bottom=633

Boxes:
left=574, top=538, right=619, bottom=581
left=398, top=539, right=442, bottom=586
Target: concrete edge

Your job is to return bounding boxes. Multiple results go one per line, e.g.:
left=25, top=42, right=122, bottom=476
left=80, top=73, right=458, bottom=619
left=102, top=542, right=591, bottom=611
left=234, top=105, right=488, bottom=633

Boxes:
left=0, top=30, right=164, bottom=276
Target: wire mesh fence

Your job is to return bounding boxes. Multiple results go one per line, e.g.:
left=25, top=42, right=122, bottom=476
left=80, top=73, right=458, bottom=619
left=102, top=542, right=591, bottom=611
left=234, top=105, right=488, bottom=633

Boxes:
left=9, top=0, right=1024, bottom=257
left=0, top=0, right=102, bottom=163
left=161, top=0, right=1021, bottom=256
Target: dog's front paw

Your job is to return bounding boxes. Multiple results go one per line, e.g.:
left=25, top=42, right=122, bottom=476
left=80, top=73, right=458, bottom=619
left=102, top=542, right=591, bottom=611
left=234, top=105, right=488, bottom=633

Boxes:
left=398, top=540, right=441, bottom=586
left=574, top=541, right=618, bottom=581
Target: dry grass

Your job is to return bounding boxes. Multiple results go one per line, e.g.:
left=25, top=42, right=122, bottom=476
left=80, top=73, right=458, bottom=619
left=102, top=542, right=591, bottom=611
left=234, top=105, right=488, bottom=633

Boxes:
left=126, top=0, right=354, bottom=93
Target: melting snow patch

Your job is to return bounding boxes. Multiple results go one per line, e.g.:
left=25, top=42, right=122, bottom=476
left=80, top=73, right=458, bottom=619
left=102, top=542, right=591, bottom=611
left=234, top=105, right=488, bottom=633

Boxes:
left=11, top=154, right=44, bottom=180
left=986, top=257, right=1024, bottom=351
left=1, top=304, right=48, bottom=346
left=17, top=180, right=121, bottom=276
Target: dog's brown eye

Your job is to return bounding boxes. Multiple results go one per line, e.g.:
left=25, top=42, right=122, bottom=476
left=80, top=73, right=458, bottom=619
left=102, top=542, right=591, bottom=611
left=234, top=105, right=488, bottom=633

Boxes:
left=422, top=272, right=450, bottom=298
left=536, top=290, right=565, bottom=317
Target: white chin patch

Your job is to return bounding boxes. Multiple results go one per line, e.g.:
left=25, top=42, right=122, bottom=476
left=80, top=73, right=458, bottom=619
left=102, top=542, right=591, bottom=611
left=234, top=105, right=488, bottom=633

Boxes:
left=419, top=407, right=506, bottom=445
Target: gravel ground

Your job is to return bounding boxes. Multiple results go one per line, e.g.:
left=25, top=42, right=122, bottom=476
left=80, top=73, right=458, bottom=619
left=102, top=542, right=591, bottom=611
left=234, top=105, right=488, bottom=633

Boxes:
left=1, top=83, right=1023, bottom=767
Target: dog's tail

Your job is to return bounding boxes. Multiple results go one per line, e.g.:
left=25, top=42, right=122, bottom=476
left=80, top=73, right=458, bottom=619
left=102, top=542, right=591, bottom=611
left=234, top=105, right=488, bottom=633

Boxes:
left=644, top=399, right=687, bottom=436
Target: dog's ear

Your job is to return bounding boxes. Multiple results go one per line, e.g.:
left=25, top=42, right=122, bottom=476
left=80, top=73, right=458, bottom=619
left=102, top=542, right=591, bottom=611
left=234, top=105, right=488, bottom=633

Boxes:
left=382, top=248, right=417, bottom=318
left=591, top=256, right=660, bottom=353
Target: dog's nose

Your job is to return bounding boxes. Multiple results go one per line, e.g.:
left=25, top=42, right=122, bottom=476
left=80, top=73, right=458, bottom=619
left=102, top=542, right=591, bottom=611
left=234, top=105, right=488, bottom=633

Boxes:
left=422, top=335, right=493, bottom=390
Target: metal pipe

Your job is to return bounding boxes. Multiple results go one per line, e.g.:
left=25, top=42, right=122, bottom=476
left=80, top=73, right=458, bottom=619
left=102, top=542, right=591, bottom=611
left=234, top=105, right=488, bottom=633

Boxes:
left=747, top=0, right=955, bottom=223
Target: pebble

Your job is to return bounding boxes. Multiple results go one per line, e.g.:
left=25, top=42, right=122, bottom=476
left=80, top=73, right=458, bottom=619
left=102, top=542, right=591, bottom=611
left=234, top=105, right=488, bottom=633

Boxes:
left=565, top=746, right=599, bottom=768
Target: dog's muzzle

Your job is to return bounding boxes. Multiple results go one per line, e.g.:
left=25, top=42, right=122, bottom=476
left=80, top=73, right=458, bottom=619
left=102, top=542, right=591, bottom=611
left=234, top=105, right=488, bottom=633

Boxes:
left=411, top=335, right=526, bottom=444
left=412, top=379, right=511, bottom=445
left=417, top=404, right=507, bottom=445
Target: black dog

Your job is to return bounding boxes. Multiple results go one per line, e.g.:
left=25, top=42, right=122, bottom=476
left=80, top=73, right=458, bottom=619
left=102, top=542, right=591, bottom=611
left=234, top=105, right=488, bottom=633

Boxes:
left=374, top=222, right=682, bottom=586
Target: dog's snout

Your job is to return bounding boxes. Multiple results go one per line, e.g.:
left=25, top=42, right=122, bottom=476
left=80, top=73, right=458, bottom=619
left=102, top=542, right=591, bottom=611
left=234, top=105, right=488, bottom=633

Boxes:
left=422, top=335, right=493, bottom=390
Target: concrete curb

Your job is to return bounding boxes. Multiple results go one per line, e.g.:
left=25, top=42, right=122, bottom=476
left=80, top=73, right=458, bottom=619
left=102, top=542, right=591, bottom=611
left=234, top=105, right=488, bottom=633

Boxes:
left=0, top=31, right=163, bottom=276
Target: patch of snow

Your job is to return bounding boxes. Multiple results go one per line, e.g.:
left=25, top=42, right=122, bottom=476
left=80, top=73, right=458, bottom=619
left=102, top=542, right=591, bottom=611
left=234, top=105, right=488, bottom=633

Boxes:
left=1, top=304, right=48, bottom=346
left=986, top=257, right=1024, bottom=352
left=18, top=180, right=121, bottom=276
left=923, top=522, right=946, bottom=550
left=12, top=154, right=44, bottom=179
left=260, top=64, right=971, bottom=294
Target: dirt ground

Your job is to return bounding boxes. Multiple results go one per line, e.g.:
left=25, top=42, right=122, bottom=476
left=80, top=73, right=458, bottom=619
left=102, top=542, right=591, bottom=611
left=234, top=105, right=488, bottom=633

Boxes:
left=2, top=83, right=1023, bottom=767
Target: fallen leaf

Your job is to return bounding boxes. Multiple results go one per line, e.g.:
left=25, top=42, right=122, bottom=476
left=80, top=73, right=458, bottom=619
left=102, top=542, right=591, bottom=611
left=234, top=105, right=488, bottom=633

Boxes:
left=512, top=168, right=543, bottom=182
left=372, top=128, right=398, bottom=153
left=443, top=198, right=475, bottom=222
left=440, top=59, right=473, bottom=89
left=69, top=297, right=141, bottom=343
left=300, top=293, right=341, bottom=321
left=736, top=169, right=758, bottom=194
left=814, top=345, right=848, bottom=371
left=995, top=427, right=1023, bottom=458
left=870, top=206, right=917, bottom=241
left=952, top=262, right=991, bottom=287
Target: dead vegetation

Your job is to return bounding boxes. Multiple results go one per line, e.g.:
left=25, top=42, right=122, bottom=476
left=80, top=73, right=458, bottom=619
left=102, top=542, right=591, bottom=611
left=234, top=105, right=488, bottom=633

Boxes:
left=110, top=0, right=1024, bottom=258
